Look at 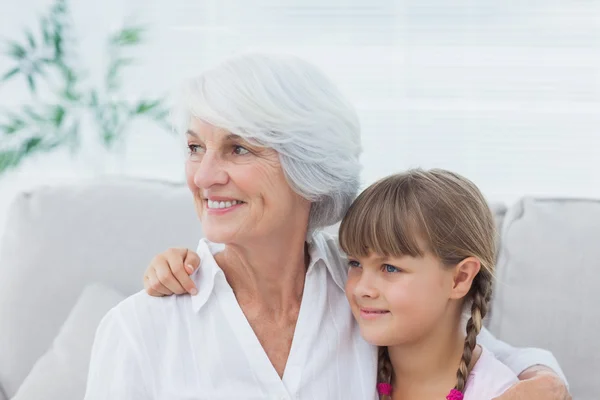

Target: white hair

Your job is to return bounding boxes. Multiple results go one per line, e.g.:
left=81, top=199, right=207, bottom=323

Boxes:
left=178, top=52, right=362, bottom=232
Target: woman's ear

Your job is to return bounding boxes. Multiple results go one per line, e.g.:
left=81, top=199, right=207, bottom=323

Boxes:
left=449, top=257, right=481, bottom=300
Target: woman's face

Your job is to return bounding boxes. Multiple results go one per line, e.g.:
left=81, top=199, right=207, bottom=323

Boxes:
left=185, top=118, right=310, bottom=244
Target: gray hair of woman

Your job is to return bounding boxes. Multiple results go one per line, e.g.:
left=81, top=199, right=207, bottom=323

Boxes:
left=173, top=52, right=363, bottom=233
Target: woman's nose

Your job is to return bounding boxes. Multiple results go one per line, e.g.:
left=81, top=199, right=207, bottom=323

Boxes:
left=193, top=151, right=229, bottom=188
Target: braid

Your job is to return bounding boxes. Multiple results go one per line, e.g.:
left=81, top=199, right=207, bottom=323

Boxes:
left=455, top=275, right=493, bottom=392
left=378, top=347, right=393, bottom=400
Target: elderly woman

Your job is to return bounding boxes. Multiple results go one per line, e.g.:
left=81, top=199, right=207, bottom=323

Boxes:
left=86, top=53, right=569, bottom=399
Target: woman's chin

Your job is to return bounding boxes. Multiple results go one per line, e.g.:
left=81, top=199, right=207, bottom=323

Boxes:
left=202, top=225, right=244, bottom=244
left=204, top=230, right=234, bottom=244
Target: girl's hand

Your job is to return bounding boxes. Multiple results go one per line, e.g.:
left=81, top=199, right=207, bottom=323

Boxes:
left=143, top=248, right=200, bottom=297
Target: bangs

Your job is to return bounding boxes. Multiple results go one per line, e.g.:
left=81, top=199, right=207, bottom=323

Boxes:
left=339, top=175, right=430, bottom=259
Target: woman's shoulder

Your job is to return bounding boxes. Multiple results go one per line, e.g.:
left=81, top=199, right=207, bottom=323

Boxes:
left=464, top=345, right=519, bottom=399
left=101, top=289, right=192, bottom=338
left=110, top=238, right=221, bottom=325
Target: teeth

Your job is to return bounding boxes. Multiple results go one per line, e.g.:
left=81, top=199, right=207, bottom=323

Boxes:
left=207, top=200, right=241, bottom=209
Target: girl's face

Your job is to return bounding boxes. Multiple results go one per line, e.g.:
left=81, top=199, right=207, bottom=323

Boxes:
left=345, top=250, right=458, bottom=347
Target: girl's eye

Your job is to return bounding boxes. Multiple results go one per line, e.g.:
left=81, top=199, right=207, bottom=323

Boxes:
left=383, top=264, right=402, bottom=273
left=348, top=260, right=361, bottom=268
left=233, top=145, right=250, bottom=155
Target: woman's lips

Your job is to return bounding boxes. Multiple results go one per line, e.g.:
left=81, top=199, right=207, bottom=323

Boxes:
left=204, top=199, right=245, bottom=215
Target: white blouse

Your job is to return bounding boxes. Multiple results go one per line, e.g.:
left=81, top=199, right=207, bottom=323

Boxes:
left=85, top=232, right=565, bottom=400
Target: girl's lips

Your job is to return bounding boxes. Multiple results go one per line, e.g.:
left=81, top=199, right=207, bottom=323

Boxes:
left=359, top=308, right=390, bottom=320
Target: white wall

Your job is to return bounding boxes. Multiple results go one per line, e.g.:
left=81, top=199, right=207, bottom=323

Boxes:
left=1, top=0, right=599, bottom=237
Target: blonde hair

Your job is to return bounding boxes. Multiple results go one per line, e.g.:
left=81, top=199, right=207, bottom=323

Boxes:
left=339, top=169, right=496, bottom=397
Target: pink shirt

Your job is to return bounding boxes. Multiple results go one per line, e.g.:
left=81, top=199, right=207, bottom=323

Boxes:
left=464, top=346, right=519, bottom=399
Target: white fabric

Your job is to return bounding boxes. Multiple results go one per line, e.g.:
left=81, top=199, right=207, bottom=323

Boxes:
left=85, top=234, right=378, bottom=400
left=464, top=346, right=518, bottom=399
left=85, top=231, right=565, bottom=399
left=477, top=327, right=567, bottom=384
left=13, top=283, right=125, bottom=400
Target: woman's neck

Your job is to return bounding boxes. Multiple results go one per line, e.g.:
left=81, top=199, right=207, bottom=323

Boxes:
left=216, top=229, right=309, bottom=316
left=388, top=309, right=467, bottom=399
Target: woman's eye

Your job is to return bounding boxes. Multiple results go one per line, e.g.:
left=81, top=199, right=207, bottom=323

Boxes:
left=233, top=145, right=250, bottom=155
left=383, top=264, right=401, bottom=273
left=348, top=260, right=361, bottom=268
left=188, top=144, right=203, bottom=154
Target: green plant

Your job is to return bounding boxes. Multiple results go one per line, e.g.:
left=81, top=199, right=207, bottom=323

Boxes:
left=0, top=0, right=172, bottom=174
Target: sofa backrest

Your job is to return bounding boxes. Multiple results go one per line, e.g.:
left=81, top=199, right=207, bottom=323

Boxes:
left=489, top=198, right=600, bottom=400
left=0, top=179, right=201, bottom=398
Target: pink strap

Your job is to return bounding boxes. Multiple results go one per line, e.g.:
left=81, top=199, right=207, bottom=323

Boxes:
left=446, top=389, right=464, bottom=400
left=377, top=383, right=393, bottom=396
left=377, top=383, right=463, bottom=399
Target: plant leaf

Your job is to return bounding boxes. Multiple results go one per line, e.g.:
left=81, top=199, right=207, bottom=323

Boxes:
left=41, top=18, right=51, bottom=45
left=52, top=31, right=63, bottom=60
left=51, top=105, right=66, bottom=127
left=111, top=26, right=144, bottom=47
left=0, top=118, right=27, bottom=135
left=102, top=129, right=115, bottom=147
left=1, top=66, right=20, bottom=82
left=53, top=0, right=67, bottom=15
left=23, top=136, right=43, bottom=153
left=152, top=108, right=170, bottom=120
left=26, top=31, right=36, bottom=49
left=27, top=74, right=36, bottom=92
left=60, top=64, right=77, bottom=83
left=133, top=99, right=161, bottom=115
left=7, top=41, right=27, bottom=59
left=62, top=89, right=81, bottom=102
left=0, top=149, right=23, bottom=174
left=23, top=105, right=43, bottom=122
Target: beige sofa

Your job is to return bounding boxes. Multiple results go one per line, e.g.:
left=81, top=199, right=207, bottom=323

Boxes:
left=0, top=179, right=598, bottom=399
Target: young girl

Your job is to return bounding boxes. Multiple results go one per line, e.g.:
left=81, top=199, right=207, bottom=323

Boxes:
left=338, top=169, right=518, bottom=399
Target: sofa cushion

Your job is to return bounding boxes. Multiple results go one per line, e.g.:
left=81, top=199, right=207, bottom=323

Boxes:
left=489, top=198, right=600, bottom=400
left=0, top=178, right=201, bottom=398
left=12, top=283, right=125, bottom=400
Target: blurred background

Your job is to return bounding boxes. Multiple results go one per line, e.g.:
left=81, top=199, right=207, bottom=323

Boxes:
left=0, top=1, right=599, bottom=399
left=1, top=0, right=599, bottom=232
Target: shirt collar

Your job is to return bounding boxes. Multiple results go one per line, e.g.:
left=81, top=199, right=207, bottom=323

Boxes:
left=190, top=239, right=226, bottom=313
left=307, top=231, right=347, bottom=292
left=191, top=231, right=347, bottom=313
